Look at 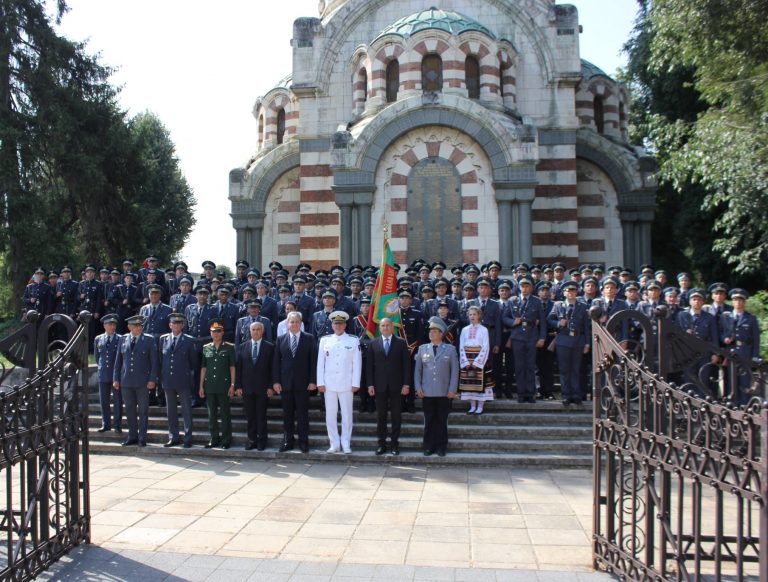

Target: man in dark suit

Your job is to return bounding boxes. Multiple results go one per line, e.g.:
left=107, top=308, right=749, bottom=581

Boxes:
left=158, top=313, right=198, bottom=448
left=113, top=314, right=159, bottom=446
left=272, top=312, right=317, bottom=453
left=236, top=320, right=275, bottom=451
left=366, top=318, right=411, bottom=456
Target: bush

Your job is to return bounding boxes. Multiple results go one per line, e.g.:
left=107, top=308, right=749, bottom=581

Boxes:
left=745, top=291, right=768, bottom=359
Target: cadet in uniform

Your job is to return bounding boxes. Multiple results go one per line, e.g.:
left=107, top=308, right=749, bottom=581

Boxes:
left=235, top=299, right=273, bottom=354
left=548, top=282, right=590, bottom=406
left=535, top=281, right=556, bottom=400
left=316, top=311, right=362, bottom=454
left=503, top=277, right=544, bottom=403
left=159, top=313, right=197, bottom=448
left=113, top=314, right=158, bottom=446
left=111, top=272, right=140, bottom=333
left=721, top=289, right=760, bottom=404
left=78, top=265, right=103, bottom=347
left=23, top=267, right=54, bottom=316
left=94, top=313, right=122, bottom=433
left=415, top=317, right=459, bottom=456
left=55, top=266, right=79, bottom=317
left=169, top=276, right=196, bottom=314
left=199, top=320, right=236, bottom=449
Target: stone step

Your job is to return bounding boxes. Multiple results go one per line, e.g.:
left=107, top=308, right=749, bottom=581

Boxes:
left=88, top=441, right=594, bottom=468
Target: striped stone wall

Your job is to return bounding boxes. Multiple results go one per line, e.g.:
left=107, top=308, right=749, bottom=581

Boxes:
left=576, top=158, right=623, bottom=266
left=262, top=167, right=301, bottom=271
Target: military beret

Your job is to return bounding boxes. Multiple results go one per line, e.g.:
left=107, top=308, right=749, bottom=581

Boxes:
left=101, top=314, right=119, bottom=324
left=147, top=284, right=163, bottom=293
left=428, top=316, right=447, bottom=333
left=209, top=319, right=224, bottom=331
left=398, top=290, right=412, bottom=298
left=645, top=281, right=662, bottom=291
left=194, top=285, right=210, bottom=294
left=688, top=288, right=705, bottom=299
left=126, top=314, right=145, bottom=326
left=561, top=282, right=579, bottom=292
left=330, top=310, right=349, bottom=323
left=169, top=313, right=185, bottom=323
left=708, top=282, right=728, bottom=294
left=268, top=261, right=283, bottom=270
left=730, top=288, right=749, bottom=300
left=236, top=260, right=249, bottom=269
left=322, top=288, right=337, bottom=299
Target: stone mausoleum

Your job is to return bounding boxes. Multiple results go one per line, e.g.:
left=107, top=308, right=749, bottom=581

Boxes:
left=229, top=0, right=657, bottom=272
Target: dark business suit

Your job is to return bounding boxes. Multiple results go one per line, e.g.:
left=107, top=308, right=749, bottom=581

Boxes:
left=366, top=335, right=411, bottom=447
left=272, top=331, right=317, bottom=447
left=236, top=339, right=275, bottom=447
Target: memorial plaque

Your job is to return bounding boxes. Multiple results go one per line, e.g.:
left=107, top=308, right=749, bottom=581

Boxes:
left=407, top=157, right=462, bottom=264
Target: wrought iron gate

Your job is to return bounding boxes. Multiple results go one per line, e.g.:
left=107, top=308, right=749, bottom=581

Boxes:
left=592, top=306, right=767, bottom=581
left=0, top=311, right=91, bottom=581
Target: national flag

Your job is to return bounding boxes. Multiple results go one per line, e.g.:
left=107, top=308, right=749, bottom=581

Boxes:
left=366, top=237, right=400, bottom=338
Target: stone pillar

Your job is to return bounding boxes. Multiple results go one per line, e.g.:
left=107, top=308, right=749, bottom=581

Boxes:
left=338, top=200, right=354, bottom=267
left=495, top=183, right=536, bottom=266
left=236, top=228, right=247, bottom=261
left=334, top=187, right=375, bottom=267
left=497, top=201, right=513, bottom=268
left=510, top=203, right=520, bottom=262
left=518, top=199, right=533, bottom=264
left=355, top=192, right=373, bottom=266
left=231, top=212, right=266, bottom=268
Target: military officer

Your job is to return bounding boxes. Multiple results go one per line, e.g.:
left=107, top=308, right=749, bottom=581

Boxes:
left=169, top=276, right=196, bottom=314
left=255, top=280, right=279, bottom=335
left=110, top=272, right=140, bottom=333
left=78, top=264, right=103, bottom=319
left=197, top=260, right=216, bottom=287
left=398, top=290, right=425, bottom=413
left=138, top=255, right=165, bottom=286
left=211, top=286, right=240, bottom=343
left=676, top=288, right=720, bottom=393
left=354, top=296, right=375, bottom=413
left=414, top=317, right=459, bottom=457
left=316, top=311, right=362, bottom=454
left=291, top=275, right=316, bottom=323
left=199, top=320, right=236, bottom=449
left=496, top=280, right=515, bottom=398
left=23, top=267, right=54, bottom=316
left=330, top=276, right=358, bottom=318
left=476, top=279, right=502, bottom=395
left=592, top=278, right=628, bottom=343
left=548, top=281, right=591, bottom=406
left=535, top=281, right=557, bottom=400
left=159, top=313, right=197, bottom=448
left=503, top=277, right=544, bottom=403
left=310, top=288, right=337, bottom=342
left=234, top=298, right=273, bottom=353
left=55, top=266, right=79, bottom=317
left=113, top=314, right=158, bottom=446
left=721, top=289, right=760, bottom=404
left=139, top=285, right=172, bottom=338
left=94, top=313, right=122, bottom=433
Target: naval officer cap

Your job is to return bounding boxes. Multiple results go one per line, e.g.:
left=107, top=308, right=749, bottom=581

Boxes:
left=101, top=314, right=119, bottom=324
left=126, top=314, right=145, bottom=326
left=428, top=316, right=447, bottom=333
left=169, top=313, right=185, bottom=323
left=329, top=311, right=349, bottom=323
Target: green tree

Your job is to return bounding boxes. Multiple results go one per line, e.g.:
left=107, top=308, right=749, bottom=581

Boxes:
left=639, top=0, right=768, bottom=276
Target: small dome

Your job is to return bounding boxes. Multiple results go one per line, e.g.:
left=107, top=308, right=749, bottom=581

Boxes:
left=375, top=7, right=495, bottom=42
left=581, top=59, right=612, bottom=81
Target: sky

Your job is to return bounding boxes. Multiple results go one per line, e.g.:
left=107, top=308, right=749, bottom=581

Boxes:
left=55, top=0, right=639, bottom=272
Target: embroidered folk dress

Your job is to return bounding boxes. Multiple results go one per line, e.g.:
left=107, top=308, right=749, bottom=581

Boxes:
left=458, top=323, right=494, bottom=401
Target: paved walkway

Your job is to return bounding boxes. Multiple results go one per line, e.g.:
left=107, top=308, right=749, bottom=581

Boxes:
left=39, top=453, right=614, bottom=581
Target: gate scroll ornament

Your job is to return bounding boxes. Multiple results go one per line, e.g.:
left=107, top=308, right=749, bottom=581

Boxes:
left=592, top=305, right=767, bottom=581
left=0, top=310, right=92, bottom=582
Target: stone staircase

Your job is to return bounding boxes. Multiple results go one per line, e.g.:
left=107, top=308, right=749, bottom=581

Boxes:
left=87, top=394, right=594, bottom=468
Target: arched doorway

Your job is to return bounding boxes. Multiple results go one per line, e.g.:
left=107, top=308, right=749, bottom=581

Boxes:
left=406, top=157, right=462, bottom=264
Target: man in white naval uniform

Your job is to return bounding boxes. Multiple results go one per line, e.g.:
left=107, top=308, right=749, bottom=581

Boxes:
left=316, top=310, right=362, bottom=453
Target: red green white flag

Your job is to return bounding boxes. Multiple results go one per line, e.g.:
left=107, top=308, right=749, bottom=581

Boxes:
left=366, top=237, right=400, bottom=338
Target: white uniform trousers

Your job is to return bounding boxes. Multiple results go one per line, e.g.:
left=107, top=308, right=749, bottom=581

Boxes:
left=324, top=391, right=354, bottom=449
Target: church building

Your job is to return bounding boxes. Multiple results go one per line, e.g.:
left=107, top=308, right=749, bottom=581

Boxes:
left=229, top=0, right=656, bottom=272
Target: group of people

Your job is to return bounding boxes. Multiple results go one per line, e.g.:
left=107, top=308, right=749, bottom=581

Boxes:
left=24, top=256, right=760, bottom=454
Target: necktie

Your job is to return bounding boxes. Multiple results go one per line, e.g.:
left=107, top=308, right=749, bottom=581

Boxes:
left=384, top=338, right=390, bottom=356
left=433, top=345, right=438, bottom=357
left=252, top=341, right=258, bottom=363
left=130, top=336, right=136, bottom=351
left=290, top=334, right=298, bottom=357
left=482, top=300, right=486, bottom=309
left=171, top=336, right=177, bottom=352
left=607, top=301, right=612, bottom=312
left=151, top=305, right=156, bottom=318
left=567, top=304, right=573, bottom=319
left=106, top=336, right=111, bottom=349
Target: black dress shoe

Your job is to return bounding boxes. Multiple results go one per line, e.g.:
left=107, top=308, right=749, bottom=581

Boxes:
left=279, top=443, right=294, bottom=452
left=121, top=438, right=138, bottom=446
left=220, top=443, right=230, bottom=449
left=257, top=443, right=267, bottom=452
left=138, top=440, right=147, bottom=447
left=367, top=402, right=376, bottom=413
left=204, top=442, right=217, bottom=449
left=391, top=446, right=400, bottom=456
left=437, top=449, right=446, bottom=457
left=97, top=426, right=109, bottom=433
left=164, top=439, right=181, bottom=448
left=375, top=445, right=387, bottom=456
left=113, top=427, right=122, bottom=434
left=183, top=442, right=192, bottom=449
left=562, top=399, right=571, bottom=407
left=299, top=443, right=309, bottom=453
left=244, top=442, right=255, bottom=451
left=424, top=449, right=434, bottom=456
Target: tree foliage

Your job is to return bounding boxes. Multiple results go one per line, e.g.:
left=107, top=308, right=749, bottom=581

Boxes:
left=0, top=0, right=195, bottom=317
left=628, top=0, right=768, bottom=277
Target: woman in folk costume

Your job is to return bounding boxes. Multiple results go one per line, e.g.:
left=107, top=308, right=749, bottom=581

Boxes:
left=459, top=305, right=494, bottom=414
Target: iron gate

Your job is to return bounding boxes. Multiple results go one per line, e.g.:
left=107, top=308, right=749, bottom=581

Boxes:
left=0, top=311, right=91, bottom=581
left=592, top=305, right=767, bottom=581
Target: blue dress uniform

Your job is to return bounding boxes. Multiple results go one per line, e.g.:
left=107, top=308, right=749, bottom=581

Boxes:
left=185, top=294, right=214, bottom=339
left=548, top=285, right=591, bottom=405
left=94, top=314, right=122, bottom=432
left=234, top=311, right=274, bottom=354
left=210, top=293, right=240, bottom=343
left=536, top=284, right=557, bottom=399
left=113, top=316, right=159, bottom=446
left=159, top=319, right=198, bottom=447
left=502, top=281, right=545, bottom=403
left=720, top=289, right=760, bottom=403
left=139, top=299, right=172, bottom=338
left=169, top=287, right=196, bottom=314
left=54, top=268, right=79, bottom=316
left=23, top=269, right=54, bottom=316
left=414, top=318, right=459, bottom=456
left=110, top=275, right=140, bottom=332
left=77, top=270, right=103, bottom=316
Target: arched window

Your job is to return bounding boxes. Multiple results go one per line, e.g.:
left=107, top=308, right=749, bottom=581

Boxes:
left=421, top=54, right=443, bottom=93
left=386, top=60, right=399, bottom=103
left=360, top=68, right=368, bottom=104
left=465, top=56, right=480, bottom=99
left=276, top=108, right=286, bottom=144
left=593, top=96, right=604, bottom=134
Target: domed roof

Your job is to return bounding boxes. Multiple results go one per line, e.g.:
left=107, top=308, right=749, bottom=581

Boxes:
left=581, top=59, right=612, bottom=81
left=375, top=7, right=495, bottom=42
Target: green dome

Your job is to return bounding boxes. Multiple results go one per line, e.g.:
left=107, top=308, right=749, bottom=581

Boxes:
left=581, top=59, right=612, bottom=81
left=375, top=7, right=495, bottom=42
